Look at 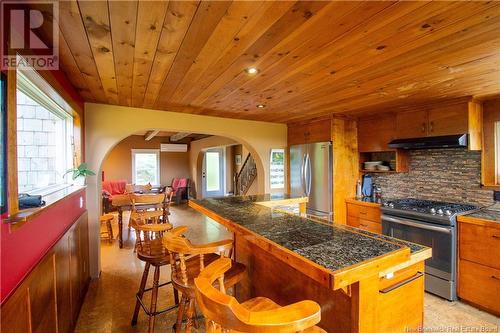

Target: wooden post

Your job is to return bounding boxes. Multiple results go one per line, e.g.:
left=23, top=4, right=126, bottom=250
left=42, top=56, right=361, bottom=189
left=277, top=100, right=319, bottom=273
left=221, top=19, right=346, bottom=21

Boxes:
left=350, top=275, right=379, bottom=333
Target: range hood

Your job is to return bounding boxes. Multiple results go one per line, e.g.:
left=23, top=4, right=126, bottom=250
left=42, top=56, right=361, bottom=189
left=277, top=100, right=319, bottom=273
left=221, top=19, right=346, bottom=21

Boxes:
left=388, top=134, right=468, bottom=149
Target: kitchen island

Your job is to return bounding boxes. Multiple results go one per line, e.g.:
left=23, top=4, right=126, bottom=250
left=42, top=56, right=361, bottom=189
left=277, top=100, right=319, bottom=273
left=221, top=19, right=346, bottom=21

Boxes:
left=189, top=194, right=432, bottom=333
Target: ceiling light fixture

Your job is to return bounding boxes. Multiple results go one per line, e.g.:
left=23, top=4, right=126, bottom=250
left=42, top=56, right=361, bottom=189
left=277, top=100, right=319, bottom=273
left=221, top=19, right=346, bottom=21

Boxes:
left=256, top=104, right=266, bottom=108
left=245, top=67, right=259, bottom=75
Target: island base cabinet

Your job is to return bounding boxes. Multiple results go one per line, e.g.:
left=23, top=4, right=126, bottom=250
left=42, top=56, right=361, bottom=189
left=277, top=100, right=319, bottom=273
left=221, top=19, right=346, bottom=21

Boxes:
left=0, top=212, right=90, bottom=333
left=234, top=233, right=424, bottom=333
left=377, top=262, right=425, bottom=333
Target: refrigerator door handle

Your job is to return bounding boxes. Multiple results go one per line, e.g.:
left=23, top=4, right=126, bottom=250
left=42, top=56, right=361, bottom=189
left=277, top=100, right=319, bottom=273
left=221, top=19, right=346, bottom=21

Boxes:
left=305, top=153, right=312, bottom=196
left=300, top=154, right=307, bottom=196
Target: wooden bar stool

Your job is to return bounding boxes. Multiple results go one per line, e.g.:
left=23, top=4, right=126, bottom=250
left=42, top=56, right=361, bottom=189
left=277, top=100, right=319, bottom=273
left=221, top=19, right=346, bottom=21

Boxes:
left=162, top=226, right=246, bottom=333
left=129, top=194, right=178, bottom=333
left=100, top=214, right=114, bottom=243
left=195, top=258, right=326, bottom=333
left=129, top=193, right=167, bottom=252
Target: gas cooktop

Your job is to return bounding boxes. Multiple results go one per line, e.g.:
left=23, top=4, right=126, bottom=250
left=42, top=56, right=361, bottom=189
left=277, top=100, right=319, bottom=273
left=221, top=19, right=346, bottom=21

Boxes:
left=381, top=198, right=479, bottom=224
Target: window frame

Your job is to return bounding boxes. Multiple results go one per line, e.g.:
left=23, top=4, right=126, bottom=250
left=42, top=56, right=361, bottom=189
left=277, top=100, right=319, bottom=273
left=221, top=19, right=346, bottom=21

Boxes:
left=131, top=149, right=161, bottom=186
left=269, top=148, right=285, bottom=191
left=16, top=70, right=74, bottom=196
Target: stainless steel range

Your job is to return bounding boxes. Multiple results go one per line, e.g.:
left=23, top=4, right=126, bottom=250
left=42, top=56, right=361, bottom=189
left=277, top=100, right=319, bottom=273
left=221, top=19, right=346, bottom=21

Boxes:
left=381, top=198, right=479, bottom=301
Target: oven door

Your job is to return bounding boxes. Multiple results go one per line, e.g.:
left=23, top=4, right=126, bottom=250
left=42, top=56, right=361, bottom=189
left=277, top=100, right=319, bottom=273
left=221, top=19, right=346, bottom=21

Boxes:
left=381, top=214, right=455, bottom=281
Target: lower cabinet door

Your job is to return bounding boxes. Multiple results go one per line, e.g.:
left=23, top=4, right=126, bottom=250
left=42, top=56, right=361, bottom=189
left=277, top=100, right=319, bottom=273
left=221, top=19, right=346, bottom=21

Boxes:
left=459, top=259, right=500, bottom=315
left=378, top=263, right=425, bottom=332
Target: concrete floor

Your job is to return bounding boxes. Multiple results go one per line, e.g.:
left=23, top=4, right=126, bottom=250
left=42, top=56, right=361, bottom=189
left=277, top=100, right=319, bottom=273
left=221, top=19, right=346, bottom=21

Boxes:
left=75, top=205, right=499, bottom=333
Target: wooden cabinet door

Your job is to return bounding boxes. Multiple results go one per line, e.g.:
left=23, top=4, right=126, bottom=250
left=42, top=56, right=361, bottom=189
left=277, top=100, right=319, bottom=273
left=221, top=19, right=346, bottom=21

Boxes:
left=358, top=115, right=396, bottom=152
left=54, top=233, right=73, bottom=333
left=396, top=110, right=428, bottom=139
left=79, top=215, right=90, bottom=291
left=68, top=224, right=81, bottom=322
left=28, top=254, right=58, bottom=333
left=287, top=124, right=307, bottom=146
left=427, top=104, right=468, bottom=136
left=306, top=119, right=331, bottom=143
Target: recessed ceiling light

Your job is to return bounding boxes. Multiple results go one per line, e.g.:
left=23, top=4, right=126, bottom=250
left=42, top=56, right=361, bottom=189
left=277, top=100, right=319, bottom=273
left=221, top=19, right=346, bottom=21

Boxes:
left=256, top=104, right=266, bottom=108
left=245, top=67, right=259, bottom=75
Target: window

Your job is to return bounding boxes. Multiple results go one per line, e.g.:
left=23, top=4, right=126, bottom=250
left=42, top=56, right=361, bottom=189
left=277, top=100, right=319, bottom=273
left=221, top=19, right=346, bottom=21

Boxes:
left=132, top=149, right=160, bottom=185
left=270, top=149, right=285, bottom=190
left=1, top=73, right=7, bottom=214
left=17, top=70, right=73, bottom=195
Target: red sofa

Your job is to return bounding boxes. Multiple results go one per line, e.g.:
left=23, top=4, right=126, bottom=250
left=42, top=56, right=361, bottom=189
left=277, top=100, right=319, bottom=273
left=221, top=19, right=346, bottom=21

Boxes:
left=168, top=178, right=190, bottom=204
left=102, top=180, right=127, bottom=213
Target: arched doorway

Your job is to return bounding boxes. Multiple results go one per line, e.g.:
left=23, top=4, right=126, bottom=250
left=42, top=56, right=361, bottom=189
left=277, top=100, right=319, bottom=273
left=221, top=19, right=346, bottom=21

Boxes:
left=85, top=103, right=287, bottom=277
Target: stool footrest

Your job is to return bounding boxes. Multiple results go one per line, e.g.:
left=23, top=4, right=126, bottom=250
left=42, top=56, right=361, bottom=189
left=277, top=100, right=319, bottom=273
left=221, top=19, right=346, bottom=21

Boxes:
left=134, top=294, right=178, bottom=317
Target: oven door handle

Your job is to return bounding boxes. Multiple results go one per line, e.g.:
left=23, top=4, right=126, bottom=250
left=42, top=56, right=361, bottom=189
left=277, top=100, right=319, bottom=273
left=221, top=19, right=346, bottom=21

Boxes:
left=382, top=215, right=452, bottom=234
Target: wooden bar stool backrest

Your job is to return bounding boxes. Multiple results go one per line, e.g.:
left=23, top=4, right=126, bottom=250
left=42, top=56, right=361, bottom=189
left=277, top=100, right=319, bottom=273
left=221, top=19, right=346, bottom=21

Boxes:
left=162, top=226, right=233, bottom=286
left=130, top=193, right=169, bottom=251
left=195, top=258, right=322, bottom=333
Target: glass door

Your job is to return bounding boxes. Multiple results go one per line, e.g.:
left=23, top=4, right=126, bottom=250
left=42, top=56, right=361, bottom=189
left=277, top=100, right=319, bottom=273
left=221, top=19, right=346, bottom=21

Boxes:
left=202, top=148, right=225, bottom=197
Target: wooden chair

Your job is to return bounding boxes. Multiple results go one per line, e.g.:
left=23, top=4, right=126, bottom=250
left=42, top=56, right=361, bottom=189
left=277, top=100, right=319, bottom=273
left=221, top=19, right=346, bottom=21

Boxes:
left=163, top=226, right=246, bottom=333
left=99, top=214, right=114, bottom=243
left=195, top=258, right=326, bottom=333
left=130, top=194, right=177, bottom=333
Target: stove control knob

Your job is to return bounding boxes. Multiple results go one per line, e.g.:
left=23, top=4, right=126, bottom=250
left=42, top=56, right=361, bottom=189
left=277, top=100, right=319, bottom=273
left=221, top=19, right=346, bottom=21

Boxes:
left=430, top=208, right=436, bottom=214
left=389, top=203, right=394, bottom=208
left=445, top=209, right=452, bottom=216
left=437, top=208, right=444, bottom=215
left=383, top=202, right=389, bottom=207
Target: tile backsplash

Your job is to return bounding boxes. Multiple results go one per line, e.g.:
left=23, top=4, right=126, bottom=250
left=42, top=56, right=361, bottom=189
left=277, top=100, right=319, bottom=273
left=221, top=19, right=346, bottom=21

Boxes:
left=369, top=148, right=494, bottom=207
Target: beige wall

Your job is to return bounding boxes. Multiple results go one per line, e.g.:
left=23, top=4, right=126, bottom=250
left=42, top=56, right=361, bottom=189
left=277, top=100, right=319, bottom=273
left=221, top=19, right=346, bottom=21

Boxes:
left=85, top=102, right=287, bottom=277
left=101, top=135, right=190, bottom=185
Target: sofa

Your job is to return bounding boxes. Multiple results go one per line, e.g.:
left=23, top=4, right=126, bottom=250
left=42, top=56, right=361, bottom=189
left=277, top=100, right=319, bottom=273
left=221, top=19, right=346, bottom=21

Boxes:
left=102, top=180, right=127, bottom=213
left=168, top=178, right=190, bottom=204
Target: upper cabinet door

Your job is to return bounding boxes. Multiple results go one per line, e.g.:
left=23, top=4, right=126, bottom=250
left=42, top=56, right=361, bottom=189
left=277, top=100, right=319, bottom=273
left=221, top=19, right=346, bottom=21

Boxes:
left=288, top=124, right=307, bottom=146
left=307, top=119, right=331, bottom=144
left=358, top=115, right=396, bottom=152
left=396, top=110, right=428, bottom=139
left=427, top=104, right=468, bottom=136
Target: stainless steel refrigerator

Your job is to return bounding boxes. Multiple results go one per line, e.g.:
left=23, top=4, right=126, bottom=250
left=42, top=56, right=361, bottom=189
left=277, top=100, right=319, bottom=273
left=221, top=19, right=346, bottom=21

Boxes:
left=290, top=142, right=333, bottom=221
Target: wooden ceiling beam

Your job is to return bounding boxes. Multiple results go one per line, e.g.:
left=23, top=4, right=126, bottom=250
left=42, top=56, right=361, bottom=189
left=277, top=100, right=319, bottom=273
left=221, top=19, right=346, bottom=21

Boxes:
left=144, top=130, right=160, bottom=141
left=170, top=132, right=192, bottom=142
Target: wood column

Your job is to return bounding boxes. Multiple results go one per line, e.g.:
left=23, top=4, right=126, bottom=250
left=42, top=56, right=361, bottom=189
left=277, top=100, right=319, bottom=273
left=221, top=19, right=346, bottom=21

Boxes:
left=7, top=70, right=18, bottom=216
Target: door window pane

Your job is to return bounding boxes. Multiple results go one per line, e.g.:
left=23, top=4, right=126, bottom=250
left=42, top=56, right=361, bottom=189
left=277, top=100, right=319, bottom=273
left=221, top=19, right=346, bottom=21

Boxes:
left=132, top=150, right=159, bottom=185
left=270, top=149, right=285, bottom=189
left=206, top=151, right=220, bottom=191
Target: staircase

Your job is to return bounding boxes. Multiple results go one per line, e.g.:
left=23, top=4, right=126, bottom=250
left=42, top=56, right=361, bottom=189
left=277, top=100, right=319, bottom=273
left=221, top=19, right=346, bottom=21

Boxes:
left=234, top=154, right=257, bottom=195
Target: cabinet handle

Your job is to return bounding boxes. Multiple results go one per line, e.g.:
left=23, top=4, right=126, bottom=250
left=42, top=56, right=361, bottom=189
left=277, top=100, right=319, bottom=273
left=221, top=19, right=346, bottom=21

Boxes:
left=492, top=235, right=500, bottom=240
left=359, top=211, right=367, bottom=215
left=429, top=121, right=434, bottom=132
left=491, top=275, right=500, bottom=281
left=380, top=272, right=424, bottom=294
left=421, top=123, right=426, bottom=133
left=360, top=224, right=368, bottom=227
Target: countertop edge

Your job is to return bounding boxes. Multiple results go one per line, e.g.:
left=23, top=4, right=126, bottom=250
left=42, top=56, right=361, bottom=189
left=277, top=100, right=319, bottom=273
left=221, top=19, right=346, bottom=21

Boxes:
left=457, top=214, right=500, bottom=228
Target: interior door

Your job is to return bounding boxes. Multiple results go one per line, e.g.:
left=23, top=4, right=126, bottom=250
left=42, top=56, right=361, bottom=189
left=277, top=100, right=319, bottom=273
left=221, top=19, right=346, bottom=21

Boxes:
left=202, top=148, right=225, bottom=197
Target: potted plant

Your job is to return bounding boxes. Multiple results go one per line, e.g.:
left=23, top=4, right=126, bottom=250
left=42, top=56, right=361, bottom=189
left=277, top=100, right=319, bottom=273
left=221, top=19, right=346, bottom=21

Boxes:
left=64, top=163, right=96, bottom=186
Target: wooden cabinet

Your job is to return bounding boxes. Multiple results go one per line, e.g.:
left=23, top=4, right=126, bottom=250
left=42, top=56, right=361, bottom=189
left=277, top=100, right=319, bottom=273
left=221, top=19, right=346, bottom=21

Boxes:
left=396, top=102, right=469, bottom=139
left=396, top=110, right=428, bottom=139
left=287, top=118, right=330, bottom=146
left=458, top=217, right=500, bottom=315
left=0, top=212, right=90, bottom=333
left=346, top=199, right=381, bottom=234
left=358, top=114, right=396, bottom=152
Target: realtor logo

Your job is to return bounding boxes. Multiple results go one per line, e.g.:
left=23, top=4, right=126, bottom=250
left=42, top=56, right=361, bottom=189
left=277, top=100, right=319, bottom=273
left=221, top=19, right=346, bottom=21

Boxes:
left=1, top=1, right=59, bottom=70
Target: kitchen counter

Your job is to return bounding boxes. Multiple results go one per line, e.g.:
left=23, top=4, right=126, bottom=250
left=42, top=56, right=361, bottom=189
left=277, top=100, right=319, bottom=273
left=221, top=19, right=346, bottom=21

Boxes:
left=189, top=195, right=431, bottom=332
left=458, top=207, right=500, bottom=227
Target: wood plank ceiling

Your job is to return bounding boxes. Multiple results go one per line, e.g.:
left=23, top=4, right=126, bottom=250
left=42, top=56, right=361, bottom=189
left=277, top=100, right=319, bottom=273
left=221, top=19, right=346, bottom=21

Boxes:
left=53, top=1, right=500, bottom=123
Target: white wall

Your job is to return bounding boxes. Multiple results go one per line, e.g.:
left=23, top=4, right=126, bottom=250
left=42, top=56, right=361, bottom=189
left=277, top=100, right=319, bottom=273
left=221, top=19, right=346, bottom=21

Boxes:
left=84, top=103, right=287, bottom=277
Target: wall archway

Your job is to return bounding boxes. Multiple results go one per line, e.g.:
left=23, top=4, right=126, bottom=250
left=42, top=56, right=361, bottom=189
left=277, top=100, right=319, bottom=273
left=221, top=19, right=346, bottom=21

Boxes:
left=85, top=103, right=287, bottom=277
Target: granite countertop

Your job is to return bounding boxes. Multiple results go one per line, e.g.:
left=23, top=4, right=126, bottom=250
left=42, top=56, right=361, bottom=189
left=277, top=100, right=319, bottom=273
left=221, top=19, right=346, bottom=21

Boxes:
left=192, top=195, right=429, bottom=273
left=463, top=209, right=500, bottom=223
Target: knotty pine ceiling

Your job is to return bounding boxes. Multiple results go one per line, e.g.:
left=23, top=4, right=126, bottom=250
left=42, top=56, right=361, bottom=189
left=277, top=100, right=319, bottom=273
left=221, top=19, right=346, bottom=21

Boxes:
left=53, top=1, right=500, bottom=123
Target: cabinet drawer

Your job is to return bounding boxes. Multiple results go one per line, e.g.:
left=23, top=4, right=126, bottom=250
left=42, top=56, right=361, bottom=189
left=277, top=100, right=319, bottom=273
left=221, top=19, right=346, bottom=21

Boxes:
left=348, top=216, right=381, bottom=234
left=459, top=259, right=500, bottom=315
left=459, top=223, right=500, bottom=270
left=346, top=203, right=380, bottom=222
